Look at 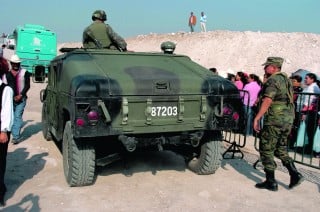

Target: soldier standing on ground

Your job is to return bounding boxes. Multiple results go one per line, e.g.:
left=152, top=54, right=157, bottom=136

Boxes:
left=253, top=57, right=304, bottom=191
left=83, top=10, right=127, bottom=51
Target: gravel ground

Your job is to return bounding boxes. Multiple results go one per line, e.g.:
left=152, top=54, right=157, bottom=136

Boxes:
left=0, top=81, right=319, bottom=212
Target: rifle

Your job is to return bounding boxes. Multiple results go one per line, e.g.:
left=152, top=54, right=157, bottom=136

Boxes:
left=86, top=30, right=103, bottom=49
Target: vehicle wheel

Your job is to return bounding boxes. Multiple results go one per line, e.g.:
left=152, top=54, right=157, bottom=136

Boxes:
left=63, top=121, right=96, bottom=186
left=41, top=102, right=52, bottom=141
left=187, top=136, right=223, bottom=175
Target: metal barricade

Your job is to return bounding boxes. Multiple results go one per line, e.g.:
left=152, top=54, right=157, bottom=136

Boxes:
left=289, top=92, right=320, bottom=169
left=222, top=90, right=249, bottom=159
left=252, top=92, right=320, bottom=170
left=221, top=89, right=320, bottom=171
left=222, top=130, right=247, bottom=159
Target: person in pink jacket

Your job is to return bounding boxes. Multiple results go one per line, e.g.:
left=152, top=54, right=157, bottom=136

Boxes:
left=242, top=74, right=262, bottom=135
left=235, top=71, right=248, bottom=90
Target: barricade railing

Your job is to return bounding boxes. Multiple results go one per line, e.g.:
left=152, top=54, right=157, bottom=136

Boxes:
left=222, top=130, right=247, bottom=159
left=222, top=90, right=320, bottom=170
left=222, top=90, right=249, bottom=159
left=289, top=92, right=320, bottom=169
left=253, top=92, right=320, bottom=170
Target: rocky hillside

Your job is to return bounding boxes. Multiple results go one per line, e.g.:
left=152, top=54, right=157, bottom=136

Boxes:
left=58, top=30, right=320, bottom=78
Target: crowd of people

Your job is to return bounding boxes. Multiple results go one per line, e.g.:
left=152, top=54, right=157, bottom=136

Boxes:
left=292, top=73, right=320, bottom=157
left=213, top=61, right=320, bottom=160
left=211, top=57, right=319, bottom=191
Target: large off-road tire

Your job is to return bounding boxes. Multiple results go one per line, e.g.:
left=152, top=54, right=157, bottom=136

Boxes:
left=187, top=136, right=223, bottom=175
left=63, top=121, right=96, bottom=186
left=41, top=102, right=52, bottom=141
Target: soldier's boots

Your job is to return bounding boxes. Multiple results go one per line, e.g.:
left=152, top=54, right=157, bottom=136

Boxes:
left=255, top=170, right=278, bottom=191
left=255, top=180, right=278, bottom=191
left=286, top=162, right=304, bottom=189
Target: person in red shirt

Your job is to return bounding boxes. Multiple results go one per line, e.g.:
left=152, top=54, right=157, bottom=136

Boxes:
left=188, top=12, right=197, bottom=32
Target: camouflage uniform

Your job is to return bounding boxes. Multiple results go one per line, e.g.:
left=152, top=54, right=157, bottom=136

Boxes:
left=259, top=71, right=294, bottom=171
left=255, top=57, right=304, bottom=191
left=82, top=11, right=127, bottom=51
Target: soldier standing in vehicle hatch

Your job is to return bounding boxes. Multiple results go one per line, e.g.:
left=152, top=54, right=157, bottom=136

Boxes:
left=82, top=10, right=127, bottom=51
left=253, top=57, right=304, bottom=191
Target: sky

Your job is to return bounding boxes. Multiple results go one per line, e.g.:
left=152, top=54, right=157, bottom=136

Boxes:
left=1, top=0, right=319, bottom=43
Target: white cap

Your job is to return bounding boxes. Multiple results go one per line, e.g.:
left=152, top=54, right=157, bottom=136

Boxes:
left=10, top=54, right=21, bottom=63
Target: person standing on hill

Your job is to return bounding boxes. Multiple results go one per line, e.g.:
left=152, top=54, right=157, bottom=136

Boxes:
left=200, top=12, right=207, bottom=32
left=253, top=57, right=304, bottom=191
left=2, top=54, right=31, bottom=145
left=188, top=12, right=197, bottom=32
left=83, top=10, right=127, bottom=51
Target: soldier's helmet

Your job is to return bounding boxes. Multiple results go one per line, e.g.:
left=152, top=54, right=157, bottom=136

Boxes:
left=161, top=41, right=176, bottom=54
left=92, top=10, right=107, bottom=21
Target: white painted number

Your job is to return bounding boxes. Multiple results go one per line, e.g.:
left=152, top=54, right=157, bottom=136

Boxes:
left=151, top=106, right=178, bottom=117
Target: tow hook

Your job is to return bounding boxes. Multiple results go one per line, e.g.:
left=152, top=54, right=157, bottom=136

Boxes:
left=118, top=135, right=137, bottom=152
left=189, top=131, right=203, bottom=147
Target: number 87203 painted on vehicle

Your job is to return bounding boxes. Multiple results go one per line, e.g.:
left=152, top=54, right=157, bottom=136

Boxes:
left=150, top=106, right=178, bottom=117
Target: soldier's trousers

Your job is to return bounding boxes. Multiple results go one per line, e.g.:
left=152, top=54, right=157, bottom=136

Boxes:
left=259, top=124, right=293, bottom=171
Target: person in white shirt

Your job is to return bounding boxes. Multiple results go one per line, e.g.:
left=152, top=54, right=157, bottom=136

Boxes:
left=298, top=73, right=320, bottom=155
left=0, top=78, right=14, bottom=206
left=200, top=12, right=207, bottom=32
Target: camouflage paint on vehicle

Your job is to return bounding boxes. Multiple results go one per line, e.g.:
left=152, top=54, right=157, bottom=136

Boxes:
left=41, top=48, right=245, bottom=186
left=48, top=49, right=242, bottom=137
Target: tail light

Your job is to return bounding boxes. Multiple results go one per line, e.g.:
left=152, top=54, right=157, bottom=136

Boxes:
left=223, top=106, right=239, bottom=120
left=87, top=110, right=99, bottom=125
left=76, top=103, right=99, bottom=126
left=223, top=106, right=232, bottom=115
left=232, top=112, right=239, bottom=121
left=212, top=103, right=240, bottom=130
left=76, top=118, right=85, bottom=126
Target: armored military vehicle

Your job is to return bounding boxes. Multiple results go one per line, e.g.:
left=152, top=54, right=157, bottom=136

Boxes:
left=40, top=48, right=244, bottom=187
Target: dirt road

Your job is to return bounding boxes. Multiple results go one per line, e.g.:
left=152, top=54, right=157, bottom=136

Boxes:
left=2, top=82, right=320, bottom=212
